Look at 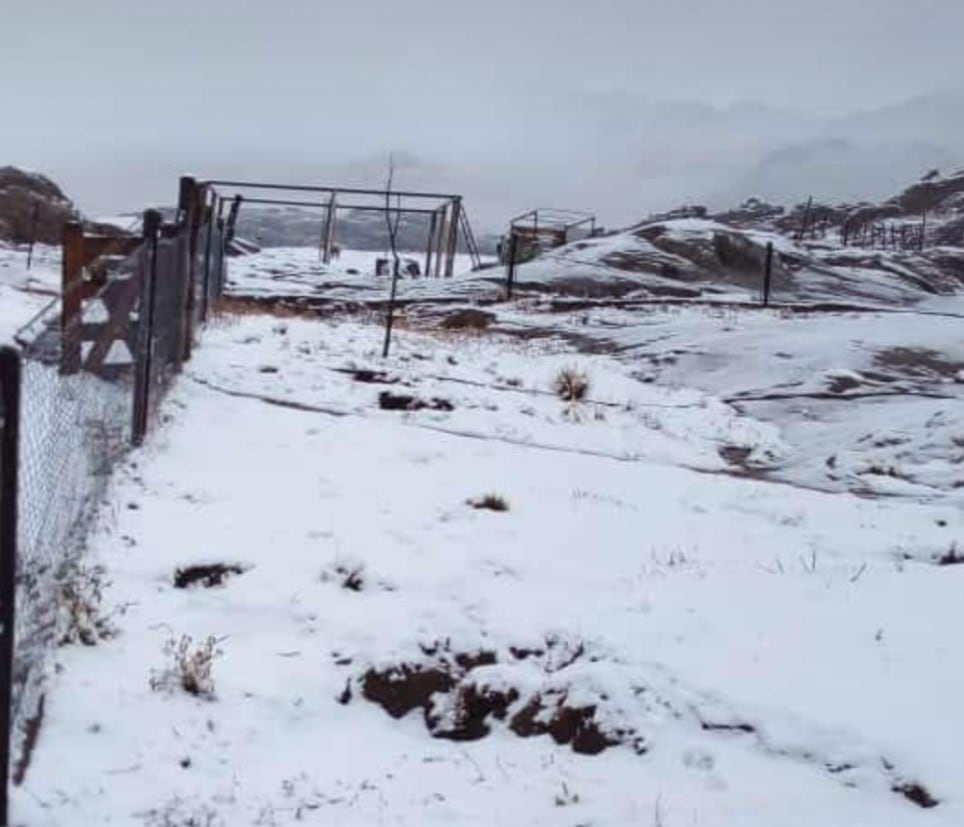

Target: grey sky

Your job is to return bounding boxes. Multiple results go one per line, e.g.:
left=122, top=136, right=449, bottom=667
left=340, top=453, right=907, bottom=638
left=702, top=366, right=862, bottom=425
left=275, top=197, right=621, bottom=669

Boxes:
left=3, top=0, right=964, bottom=228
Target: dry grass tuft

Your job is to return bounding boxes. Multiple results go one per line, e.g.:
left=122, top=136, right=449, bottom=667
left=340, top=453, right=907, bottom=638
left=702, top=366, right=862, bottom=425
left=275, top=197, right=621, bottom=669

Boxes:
left=554, top=367, right=590, bottom=402
left=150, top=635, right=223, bottom=698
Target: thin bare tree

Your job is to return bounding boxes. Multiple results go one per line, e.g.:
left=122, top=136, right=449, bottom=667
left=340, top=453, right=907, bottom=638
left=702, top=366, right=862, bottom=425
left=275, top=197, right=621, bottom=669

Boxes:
left=382, top=155, right=404, bottom=358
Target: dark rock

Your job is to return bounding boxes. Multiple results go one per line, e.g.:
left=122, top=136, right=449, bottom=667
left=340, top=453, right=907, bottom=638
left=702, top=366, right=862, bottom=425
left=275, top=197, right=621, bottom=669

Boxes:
left=173, top=563, right=247, bottom=589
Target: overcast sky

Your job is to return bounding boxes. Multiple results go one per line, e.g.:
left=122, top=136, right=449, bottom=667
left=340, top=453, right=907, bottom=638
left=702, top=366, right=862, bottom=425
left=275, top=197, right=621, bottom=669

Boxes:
left=3, top=0, right=964, bottom=227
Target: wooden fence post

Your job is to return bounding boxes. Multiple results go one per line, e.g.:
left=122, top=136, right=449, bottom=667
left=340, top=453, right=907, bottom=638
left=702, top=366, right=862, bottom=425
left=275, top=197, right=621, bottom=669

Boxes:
left=60, top=222, right=86, bottom=375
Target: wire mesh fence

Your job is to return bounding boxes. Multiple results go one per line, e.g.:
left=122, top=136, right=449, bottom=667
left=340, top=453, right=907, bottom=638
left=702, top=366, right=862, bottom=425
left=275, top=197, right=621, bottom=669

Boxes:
left=10, top=234, right=144, bottom=785
left=0, top=180, right=226, bottom=817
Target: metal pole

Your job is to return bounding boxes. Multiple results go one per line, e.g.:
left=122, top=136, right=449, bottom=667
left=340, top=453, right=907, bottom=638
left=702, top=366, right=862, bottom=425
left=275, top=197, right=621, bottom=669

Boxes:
left=797, top=196, right=813, bottom=241
left=132, top=210, right=162, bottom=446
left=424, top=209, right=438, bottom=278
left=762, top=241, right=774, bottom=307
left=323, top=193, right=337, bottom=264
left=433, top=205, right=448, bottom=278
left=506, top=232, right=519, bottom=300
left=444, top=197, right=462, bottom=277
left=200, top=191, right=216, bottom=323
left=0, top=346, right=21, bottom=827
left=201, top=179, right=459, bottom=200
left=26, top=203, right=40, bottom=271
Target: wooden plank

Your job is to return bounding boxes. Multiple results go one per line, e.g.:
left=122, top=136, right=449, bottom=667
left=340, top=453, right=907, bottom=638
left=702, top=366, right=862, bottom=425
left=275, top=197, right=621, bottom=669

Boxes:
left=82, top=274, right=141, bottom=374
left=60, top=222, right=86, bottom=374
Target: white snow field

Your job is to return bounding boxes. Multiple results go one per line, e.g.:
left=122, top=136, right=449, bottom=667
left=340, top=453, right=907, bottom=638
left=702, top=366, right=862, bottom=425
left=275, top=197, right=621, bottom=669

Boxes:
left=0, top=243, right=61, bottom=343
left=13, top=303, right=964, bottom=825
left=5, top=239, right=964, bottom=825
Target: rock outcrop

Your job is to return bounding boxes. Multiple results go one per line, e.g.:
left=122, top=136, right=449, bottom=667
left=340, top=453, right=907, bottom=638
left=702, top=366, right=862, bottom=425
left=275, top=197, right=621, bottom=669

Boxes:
left=0, top=166, right=81, bottom=244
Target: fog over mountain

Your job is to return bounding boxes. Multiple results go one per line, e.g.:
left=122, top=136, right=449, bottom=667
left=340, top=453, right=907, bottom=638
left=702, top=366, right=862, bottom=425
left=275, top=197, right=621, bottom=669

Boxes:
left=3, top=1, right=964, bottom=232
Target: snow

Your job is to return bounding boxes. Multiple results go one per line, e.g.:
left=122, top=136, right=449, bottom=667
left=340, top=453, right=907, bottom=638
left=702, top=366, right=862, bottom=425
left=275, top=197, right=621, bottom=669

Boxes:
left=0, top=243, right=61, bottom=344
left=13, top=288, right=964, bottom=825
left=227, top=247, right=493, bottom=303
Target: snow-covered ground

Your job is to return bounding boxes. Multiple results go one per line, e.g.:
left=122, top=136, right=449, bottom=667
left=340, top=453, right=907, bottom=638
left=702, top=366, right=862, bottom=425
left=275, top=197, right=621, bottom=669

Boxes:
left=0, top=243, right=60, bottom=343
left=227, top=247, right=494, bottom=303
left=14, top=292, right=964, bottom=825
left=1, top=237, right=962, bottom=825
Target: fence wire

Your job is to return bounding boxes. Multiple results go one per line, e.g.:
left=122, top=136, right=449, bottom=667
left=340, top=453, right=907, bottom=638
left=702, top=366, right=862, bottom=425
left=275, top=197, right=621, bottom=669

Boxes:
left=10, top=240, right=143, bottom=772
left=3, top=191, right=224, bottom=791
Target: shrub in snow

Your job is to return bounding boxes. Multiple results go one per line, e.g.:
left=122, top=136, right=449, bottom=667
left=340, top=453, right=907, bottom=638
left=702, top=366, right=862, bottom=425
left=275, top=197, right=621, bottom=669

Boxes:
left=321, top=559, right=366, bottom=591
left=56, top=559, right=116, bottom=646
left=150, top=635, right=222, bottom=699
left=553, top=367, right=590, bottom=402
left=554, top=782, right=580, bottom=807
left=143, top=797, right=224, bottom=827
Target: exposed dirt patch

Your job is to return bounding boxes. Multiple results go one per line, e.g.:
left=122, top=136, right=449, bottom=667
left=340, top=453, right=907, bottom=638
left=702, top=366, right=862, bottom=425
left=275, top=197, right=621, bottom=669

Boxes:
left=467, top=494, right=509, bottom=512
left=873, top=347, right=964, bottom=382
left=892, top=782, right=940, bottom=809
left=355, top=640, right=639, bottom=755
left=349, top=369, right=400, bottom=385
left=173, top=563, right=247, bottom=589
left=719, top=445, right=753, bottom=466
left=700, top=720, right=756, bottom=734
left=378, top=391, right=454, bottom=412
left=936, top=544, right=963, bottom=566
left=427, top=682, right=520, bottom=741
left=362, top=664, right=456, bottom=719
left=717, top=445, right=771, bottom=480
left=439, top=308, right=496, bottom=330
left=509, top=692, right=630, bottom=755
left=826, top=373, right=863, bottom=394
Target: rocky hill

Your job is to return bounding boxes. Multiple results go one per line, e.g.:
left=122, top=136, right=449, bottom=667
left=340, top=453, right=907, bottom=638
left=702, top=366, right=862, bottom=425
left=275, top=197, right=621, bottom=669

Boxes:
left=0, top=166, right=83, bottom=244
left=0, top=165, right=125, bottom=245
left=515, top=170, right=964, bottom=306
left=709, top=168, right=964, bottom=246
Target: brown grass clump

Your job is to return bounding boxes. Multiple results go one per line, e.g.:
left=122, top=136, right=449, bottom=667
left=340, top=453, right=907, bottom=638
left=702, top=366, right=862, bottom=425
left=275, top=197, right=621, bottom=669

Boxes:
left=554, top=367, right=589, bottom=402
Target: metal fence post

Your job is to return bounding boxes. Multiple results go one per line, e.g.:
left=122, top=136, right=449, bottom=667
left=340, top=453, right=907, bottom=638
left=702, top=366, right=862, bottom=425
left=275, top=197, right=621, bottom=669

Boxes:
left=762, top=241, right=774, bottom=307
left=25, top=204, right=40, bottom=272
left=506, top=232, right=519, bottom=300
left=444, top=197, right=462, bottom=277
left=200, top=194, right=215, bottom=323
left=0, top=347, right=21, bottom=827
left=132, top=210, right=162, bottom=446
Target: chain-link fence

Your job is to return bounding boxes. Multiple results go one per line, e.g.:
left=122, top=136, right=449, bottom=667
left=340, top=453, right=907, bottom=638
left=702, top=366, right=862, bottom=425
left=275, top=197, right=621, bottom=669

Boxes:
left=0, top=179, right=226, bottom=820
left=10, top=233, right=144, bottom=792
